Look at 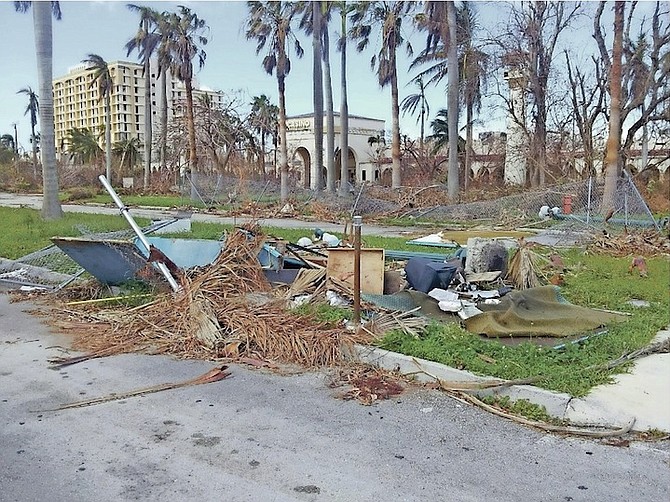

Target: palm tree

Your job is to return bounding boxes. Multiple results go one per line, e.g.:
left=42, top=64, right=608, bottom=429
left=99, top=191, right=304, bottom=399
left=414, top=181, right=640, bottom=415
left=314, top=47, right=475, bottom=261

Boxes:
left=66, top=127, right=103, bottom=165
left=312, top=2, right=324, bottom=190
left=299, top=2, right=337, bottom=192
left=245, top=1, right=304, bottom=202
left=157, top=6, right=208, bottom=198
left=417, top=0, right=459, bottom=200
left=249, top=94, right=279, bottom=176
left=17, top=86, right=40, bottom=177
left=125, top=3, right=162, bottom=189
left=15, top=1, right=63, bottom=219
left=427, top=108, right=465, bottom=155
left=350, top=1, right=416, bottom=189
left=400, top=76, right=430, bottom=151
left=337, top=1, right=352, bottom=197
left=414, top=2, right=488, bottom=191
left=113, top=136, right=141, bottom=175
left=82, top=54, right=113, bottom=184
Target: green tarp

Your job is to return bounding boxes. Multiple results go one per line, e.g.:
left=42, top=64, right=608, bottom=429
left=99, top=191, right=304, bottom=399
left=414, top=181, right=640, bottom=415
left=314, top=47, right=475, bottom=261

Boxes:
left=464, top=286, right=626, bottom=338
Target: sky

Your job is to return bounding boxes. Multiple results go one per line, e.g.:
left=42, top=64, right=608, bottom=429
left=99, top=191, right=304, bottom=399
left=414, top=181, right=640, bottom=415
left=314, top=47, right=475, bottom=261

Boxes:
left=0, top=0, right=642, bottom=153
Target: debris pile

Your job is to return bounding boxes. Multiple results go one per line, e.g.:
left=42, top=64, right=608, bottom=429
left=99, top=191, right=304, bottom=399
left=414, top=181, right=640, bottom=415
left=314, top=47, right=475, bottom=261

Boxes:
left=49, top=226, right=371, bottom=368
left=589, top=229, right=670, bottom=257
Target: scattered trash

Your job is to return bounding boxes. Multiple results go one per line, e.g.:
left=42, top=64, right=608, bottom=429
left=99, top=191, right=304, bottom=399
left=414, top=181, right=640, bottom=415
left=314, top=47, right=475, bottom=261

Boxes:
left=314, top=228, right=341, bottom=247
left=406, top=232, right=459, bottom=248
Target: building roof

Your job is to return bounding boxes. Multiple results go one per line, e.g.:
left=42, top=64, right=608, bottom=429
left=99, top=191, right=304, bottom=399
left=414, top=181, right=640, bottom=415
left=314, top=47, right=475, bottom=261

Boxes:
left=287, top=111, right=384, bottom=123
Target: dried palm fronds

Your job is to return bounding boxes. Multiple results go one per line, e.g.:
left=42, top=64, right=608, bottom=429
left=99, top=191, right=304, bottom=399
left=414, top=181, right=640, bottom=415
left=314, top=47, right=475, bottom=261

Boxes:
left=285, top=268, right=326, bottom=299
left=589, top=229, right=670, bottom=257
left=47, top=225, right=369, bottom=368
left=506, top=243, right=550, bottom=289
left=359, top=308, right=428, bottom=339
left=329, top=364, right=406, bottom=405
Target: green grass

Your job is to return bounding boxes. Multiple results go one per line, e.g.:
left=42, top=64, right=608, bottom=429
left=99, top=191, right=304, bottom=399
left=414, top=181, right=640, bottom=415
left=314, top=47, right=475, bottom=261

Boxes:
left=378, top=250, right=669, bottom=397
left=0, top=207, right=151, bottom=259
left=2, top=207, right=668, bottom=398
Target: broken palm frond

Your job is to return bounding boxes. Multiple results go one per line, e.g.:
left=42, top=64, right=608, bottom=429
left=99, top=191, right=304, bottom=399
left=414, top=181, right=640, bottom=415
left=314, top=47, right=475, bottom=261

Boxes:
left=449, top=391, right=635, bottom=438
left=589, top=229, right=670, bottom=258
left=360, top=308, right=428, bottom=339
left=329, top=364, right=406, bottom=405
left=42, top=365, right=231, bottom=411
left=285, top=268, right=326, bottom=299
left=506, top=242, right=551, bottom=290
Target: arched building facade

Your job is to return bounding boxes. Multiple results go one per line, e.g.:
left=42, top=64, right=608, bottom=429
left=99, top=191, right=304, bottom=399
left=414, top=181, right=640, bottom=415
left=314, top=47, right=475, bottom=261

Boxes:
left=285, top=113, right=386, bottom=190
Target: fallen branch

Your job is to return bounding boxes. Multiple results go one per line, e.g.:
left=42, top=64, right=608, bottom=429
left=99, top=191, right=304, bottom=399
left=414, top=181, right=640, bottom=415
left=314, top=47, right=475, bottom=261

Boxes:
left=410, top=360, right=635, bottom=437
left=39, top=365, right=231, bottom=411
left=449, top=391, right=636, bottom=438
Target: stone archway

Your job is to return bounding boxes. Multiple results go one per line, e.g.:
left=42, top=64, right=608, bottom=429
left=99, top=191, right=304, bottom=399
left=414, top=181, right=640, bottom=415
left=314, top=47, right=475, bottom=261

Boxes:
left=334, top=147, right=357, bottom=186
left=292, top=147, right=311, bottom=188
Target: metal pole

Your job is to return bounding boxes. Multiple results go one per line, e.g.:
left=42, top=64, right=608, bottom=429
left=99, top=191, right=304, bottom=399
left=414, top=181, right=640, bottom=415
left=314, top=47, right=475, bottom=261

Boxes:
left=586, top=177, right=592, bottom=224
left=353, top=215, right=362, bottom=325
left=99, top=175, right=181, bottom=292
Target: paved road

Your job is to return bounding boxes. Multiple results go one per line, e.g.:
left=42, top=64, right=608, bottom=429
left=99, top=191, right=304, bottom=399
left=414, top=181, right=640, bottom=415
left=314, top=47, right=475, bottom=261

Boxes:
left=1, top=293, right=669, bottom=502
left=0, top=192, right=427, bottom=238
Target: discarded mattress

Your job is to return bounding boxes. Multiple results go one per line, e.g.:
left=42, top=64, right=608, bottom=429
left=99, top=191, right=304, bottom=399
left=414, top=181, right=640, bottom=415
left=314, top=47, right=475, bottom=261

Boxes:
left=464, top=286, right=626, bottom=338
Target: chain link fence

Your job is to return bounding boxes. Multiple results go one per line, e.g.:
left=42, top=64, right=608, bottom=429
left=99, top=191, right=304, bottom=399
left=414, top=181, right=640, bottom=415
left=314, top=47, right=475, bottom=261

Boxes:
left=177, top=170, right=661, bottom=233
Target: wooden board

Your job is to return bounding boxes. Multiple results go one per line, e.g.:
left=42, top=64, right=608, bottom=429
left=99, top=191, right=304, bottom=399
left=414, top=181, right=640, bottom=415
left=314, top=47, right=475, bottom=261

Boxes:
left=326, top=248, right=385, bottom=294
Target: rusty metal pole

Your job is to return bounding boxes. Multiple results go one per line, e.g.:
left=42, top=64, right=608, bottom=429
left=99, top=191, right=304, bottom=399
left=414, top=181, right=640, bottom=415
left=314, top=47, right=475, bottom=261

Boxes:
left=353, top=215, right=362, bottom=325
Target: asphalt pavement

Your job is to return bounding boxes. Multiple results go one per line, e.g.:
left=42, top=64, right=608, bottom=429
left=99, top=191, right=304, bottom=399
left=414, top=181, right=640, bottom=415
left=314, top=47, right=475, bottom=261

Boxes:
left=1, top=293, right=669, bottom=502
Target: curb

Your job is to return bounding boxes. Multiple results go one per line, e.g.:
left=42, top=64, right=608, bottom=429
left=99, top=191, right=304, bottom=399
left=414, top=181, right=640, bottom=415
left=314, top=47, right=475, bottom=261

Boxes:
left=353, top=336, right=668, bottom=432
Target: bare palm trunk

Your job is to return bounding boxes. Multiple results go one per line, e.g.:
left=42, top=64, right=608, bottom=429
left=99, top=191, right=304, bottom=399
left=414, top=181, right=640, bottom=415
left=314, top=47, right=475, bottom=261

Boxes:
left=323, top=27, right=336, bottom=193
left=278, top=75, right=289, bottom=202
left=33, top=1, right=62, bottom=219
left=105, top=94, right=112, bottom=184
left=602, top=1, right=624, bottom=214
left=143, top=33, right=152, bottom=190
left=185, top=77, right=198, bottom=200
left=390, top=57, right=401, bottom=188
left=312, top=3, right=324, bottom=191
left=465, top=100, right=473, bottom=192
left=160, top=71, right=167, bottom=170
left=30, top=124, right=38, bottom=178
left=339, top=8, right=350, bottom=197
left=420, top=103, right=425, bottom=152
left=446, top=1, right=459, bottom=201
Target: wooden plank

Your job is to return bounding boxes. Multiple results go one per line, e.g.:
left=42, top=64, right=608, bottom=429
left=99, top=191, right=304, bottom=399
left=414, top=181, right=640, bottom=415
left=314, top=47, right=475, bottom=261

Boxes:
left=326, top=248, right=385, bottom=294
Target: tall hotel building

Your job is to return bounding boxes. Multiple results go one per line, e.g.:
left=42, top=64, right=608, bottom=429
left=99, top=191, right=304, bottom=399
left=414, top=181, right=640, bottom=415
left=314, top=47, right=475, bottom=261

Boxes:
left=52, top=61, right=224, bottom=159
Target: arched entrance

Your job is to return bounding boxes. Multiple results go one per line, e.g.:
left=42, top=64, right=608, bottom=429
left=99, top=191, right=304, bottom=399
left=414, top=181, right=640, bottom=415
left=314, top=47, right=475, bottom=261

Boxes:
left=292, top=147, right=311, bottom=188
left=334, top=147, right=357, bottom=186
